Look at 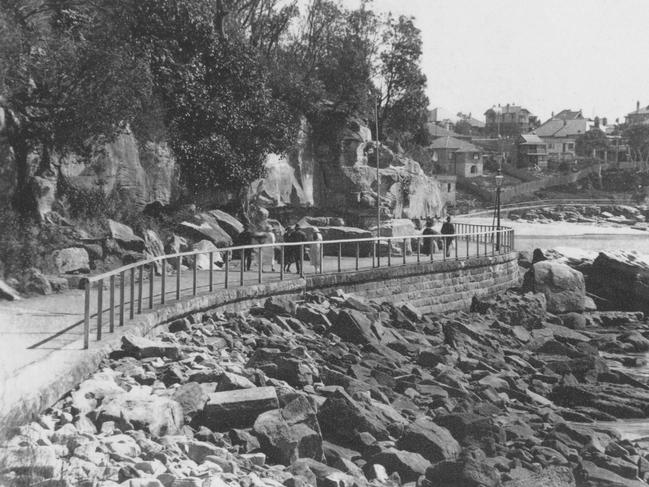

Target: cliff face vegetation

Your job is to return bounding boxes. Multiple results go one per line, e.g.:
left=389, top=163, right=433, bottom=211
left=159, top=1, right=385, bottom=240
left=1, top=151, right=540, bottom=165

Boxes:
left=0, top=0, right=439, bottom=280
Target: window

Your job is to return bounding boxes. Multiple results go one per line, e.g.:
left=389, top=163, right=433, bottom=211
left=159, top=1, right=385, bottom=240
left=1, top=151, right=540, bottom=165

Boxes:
left=470, top=165, right=478, bottom=174
left=473, top=153, right=480, bottom=160
left=447, top=183, right=452, bottom=192
left=568, top=143, right=575, bottom=150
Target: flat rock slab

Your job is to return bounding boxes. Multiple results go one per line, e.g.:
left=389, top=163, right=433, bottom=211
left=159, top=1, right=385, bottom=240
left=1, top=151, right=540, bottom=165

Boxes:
left=202, top=386, right=279, bottom=431
left=122, top=335, right=181, bottom=360
left=0, top=279, right=21, bottom=301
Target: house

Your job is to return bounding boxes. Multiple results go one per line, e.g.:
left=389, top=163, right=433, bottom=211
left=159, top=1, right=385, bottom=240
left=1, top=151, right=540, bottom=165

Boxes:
left=626, top=101, right=649, bottom=125
left=429, top=136, right=483, bottom=178
left=534, top=110, right=592, bottom=163
left=484, top=104, right=538, bottom=137
left=455, top=112, right=486, bottom=136
left=516, top=134, right=547, bottom=168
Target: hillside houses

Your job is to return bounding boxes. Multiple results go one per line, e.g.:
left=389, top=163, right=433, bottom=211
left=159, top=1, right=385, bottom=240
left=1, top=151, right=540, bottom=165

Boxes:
left=534, top=110, right=592, bottom=163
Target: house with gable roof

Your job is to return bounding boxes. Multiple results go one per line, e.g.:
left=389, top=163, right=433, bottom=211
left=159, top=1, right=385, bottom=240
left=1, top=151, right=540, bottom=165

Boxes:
left=429, top=136, right=483, bottom=178
left=534, top=110, right=593, bottom=163
left=626, top=101, right=649, bottom=126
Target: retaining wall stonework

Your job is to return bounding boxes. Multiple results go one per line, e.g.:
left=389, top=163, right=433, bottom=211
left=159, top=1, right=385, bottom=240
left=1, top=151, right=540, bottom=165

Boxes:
left=0, top=252, right=518, bottom=440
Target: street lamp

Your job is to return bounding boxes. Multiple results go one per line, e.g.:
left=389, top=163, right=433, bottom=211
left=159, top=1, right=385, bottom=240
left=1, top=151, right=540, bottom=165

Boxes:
left=495, top=168, right=504, bottom=250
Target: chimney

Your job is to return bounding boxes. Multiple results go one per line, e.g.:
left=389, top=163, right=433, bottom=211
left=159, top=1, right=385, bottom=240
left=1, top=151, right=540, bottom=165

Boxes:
left=638, top=101, right=641, bottom=112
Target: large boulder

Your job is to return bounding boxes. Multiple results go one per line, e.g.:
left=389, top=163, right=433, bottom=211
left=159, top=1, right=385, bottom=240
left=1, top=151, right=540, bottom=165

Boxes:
left=192, top=240, right=224, bottom=270
left=97, top=387, right=183, bottom=436
left=201, top=386, right=279, bottom=431
left=143, top=229, right=165, bottom=274
left=372, top=218, right=416, bottom=255
left=590, top=251, right=649, bottom=312
left=52, top=247, right=90, bottom=274
left=533, top=261, right=585, bottom=313
left=207, top=210, right=244, bottom=238
left=318, top=226, right=374, bottom=257
left=252, top=395, right=323, bottom=465
left=0, top=279, right=21, bottom=300
left=396, top=421, right=461, bottom=464
left=179, top=214, right=232, bottom=247
left=108, top=219, right=144, bottom=251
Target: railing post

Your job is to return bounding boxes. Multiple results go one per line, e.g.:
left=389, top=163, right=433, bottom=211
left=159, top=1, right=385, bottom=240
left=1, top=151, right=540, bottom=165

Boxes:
left=372, top=241, right=376, bottom=268
left=119, top=271, right=125, bottom=326
left=83, top=280, right=90, bottom=350
left=225, top=250, right=230, bottom=288
left=484, top=231, right=488, bottom=256
left=137, top=266, right=143, bottom=314
left=320, top=244, right=324, bottom=274
left=240, top=249, right=245, bottom=286
left=129, top=268, right=135, bottom=319
left=279, top=246, right=284, bottom=281
left=96, top=279, right=103, bottom=341
left=402, top=238, right=407, bottom=265
left=417, top=238, right=421, bottom=263
left=387, top=239, right=392, bottom=267
left=337, top=242, right=342, bottom=272
left=193, top=255, right=197, bottom=295
left=109, top=275, right=115, bottom=333
left=258, top=246, right=263, bottom=284
left=209, top=252, right=214, bottom=292
left=355, top=242, right=359, bottom=270
left=443, top=238, right=447, bottom=261
left=161, top=259, right=166, bottom=304
left=149, top=263, right=154, bottom=309
left=476, top=232, right=480, bottom=256
left=300, top=244, right=304, bottom=278
left=176, top=256, right=181, bottom=300
left=466, top=234, right=470, bottom=258
left=455, top=234, right=459, bottom=260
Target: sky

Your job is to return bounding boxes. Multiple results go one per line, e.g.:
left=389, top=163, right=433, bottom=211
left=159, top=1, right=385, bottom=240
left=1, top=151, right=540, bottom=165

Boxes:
left=340, top=0, right=649, bottom=124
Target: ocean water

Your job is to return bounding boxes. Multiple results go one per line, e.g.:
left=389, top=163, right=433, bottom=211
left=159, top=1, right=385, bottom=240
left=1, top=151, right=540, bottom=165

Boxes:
left=516, top=233, right=649, bottom=254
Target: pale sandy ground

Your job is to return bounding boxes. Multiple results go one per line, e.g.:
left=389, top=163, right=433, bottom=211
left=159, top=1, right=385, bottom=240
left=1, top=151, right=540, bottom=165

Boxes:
left=456, top=216, right=649, bottom=254
left=456, top=216, right=646, bottom=237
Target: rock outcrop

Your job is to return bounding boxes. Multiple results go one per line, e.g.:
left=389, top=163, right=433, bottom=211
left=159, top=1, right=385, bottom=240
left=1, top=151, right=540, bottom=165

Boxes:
left=533, top=261, right=586, bottom=313
left=6, top=291, right=649, bottom=487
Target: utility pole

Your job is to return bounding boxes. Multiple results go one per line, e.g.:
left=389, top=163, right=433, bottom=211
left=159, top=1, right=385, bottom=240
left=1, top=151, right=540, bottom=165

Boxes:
left=495, top=168, right=503, bottom=250
left=375, top=95, right=381, bottom=266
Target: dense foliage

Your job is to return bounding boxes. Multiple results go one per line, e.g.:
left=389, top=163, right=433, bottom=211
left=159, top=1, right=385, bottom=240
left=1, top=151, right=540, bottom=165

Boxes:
left=0, top=0, right=431, bottom=212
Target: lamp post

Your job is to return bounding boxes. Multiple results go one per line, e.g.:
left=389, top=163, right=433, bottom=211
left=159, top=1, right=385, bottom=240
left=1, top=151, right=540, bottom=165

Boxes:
left=374, top=95, right=381, bottom=266
left=495, top=168, right=504, bottom=250
left=375, top=95, right=380, bottom=237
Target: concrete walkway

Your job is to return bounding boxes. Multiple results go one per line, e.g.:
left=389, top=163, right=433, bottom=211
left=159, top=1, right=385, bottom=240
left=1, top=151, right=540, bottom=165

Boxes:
left=0, top=241, right=497, bottom=380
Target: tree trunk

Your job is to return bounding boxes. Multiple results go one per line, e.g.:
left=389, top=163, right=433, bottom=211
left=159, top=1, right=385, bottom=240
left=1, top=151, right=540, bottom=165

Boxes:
left=10, top=137, right=35, bottom=215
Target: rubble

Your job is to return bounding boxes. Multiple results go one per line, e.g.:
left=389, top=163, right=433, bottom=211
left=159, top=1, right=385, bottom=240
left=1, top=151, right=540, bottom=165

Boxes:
left=5, top=289, right=649, bottom=487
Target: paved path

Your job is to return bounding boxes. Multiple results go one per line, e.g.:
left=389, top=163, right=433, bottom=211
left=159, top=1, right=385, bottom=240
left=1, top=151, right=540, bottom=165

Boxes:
left=0, top=237, right=499, bottom=383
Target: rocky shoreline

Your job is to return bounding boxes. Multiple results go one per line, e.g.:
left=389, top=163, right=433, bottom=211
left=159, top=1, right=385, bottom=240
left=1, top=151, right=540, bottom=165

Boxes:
left=4, top=278, right=649, bottom=486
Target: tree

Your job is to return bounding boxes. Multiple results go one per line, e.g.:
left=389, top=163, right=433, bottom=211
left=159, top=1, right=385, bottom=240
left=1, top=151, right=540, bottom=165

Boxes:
left=377, top=15, right=429, bottom=146
left=131, top=0, right=297, bottom=198
left=575, top=128, right=608, bottom=158
left=624, top=124, right=649, bottom=164
left=0, top=0, right=152, bottom=213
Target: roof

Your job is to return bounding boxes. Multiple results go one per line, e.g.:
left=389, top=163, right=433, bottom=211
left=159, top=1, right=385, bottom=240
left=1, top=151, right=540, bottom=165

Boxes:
left=429, top=136, right=480, bottom=152
left=628, top=106, right=649, bottom=116
left=534, top=118, right=590, bottom=138
left=463, top=116, right=485, bottom=128
left=484, top=105, right=531, bottom=115
left=554, top=109, right=583, bottom=120
left=519, top=134, right=545, bottom=145
left=428, top=107, right=459, bottom=124
left=427, top=123, right=459, bottom=138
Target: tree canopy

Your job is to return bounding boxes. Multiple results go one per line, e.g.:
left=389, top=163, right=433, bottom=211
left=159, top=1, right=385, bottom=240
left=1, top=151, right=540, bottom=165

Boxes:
left=575, top=128, right=608, bottom=158
left=0, top=0, right=433, bottom=212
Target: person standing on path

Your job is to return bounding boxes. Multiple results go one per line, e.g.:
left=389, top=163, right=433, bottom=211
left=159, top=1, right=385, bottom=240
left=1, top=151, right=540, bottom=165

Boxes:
left=421, top=219, right=437, bottom=255
left=237, top=226, right=253, bottom=271
left=310, top=227, right=323, bottom=272
left=441, top=216, right=455, bottom=257
left=292, top=224, right=308, bottom=274
left=283, top=226, right=295, bottom=272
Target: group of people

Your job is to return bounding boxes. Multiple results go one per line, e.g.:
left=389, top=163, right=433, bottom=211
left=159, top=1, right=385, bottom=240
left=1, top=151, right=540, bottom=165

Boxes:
left=236, top=223, right=323, bottom=274
left=236, top=216, right=456, bottom=273
left=421, top=216, right=455, bottom=257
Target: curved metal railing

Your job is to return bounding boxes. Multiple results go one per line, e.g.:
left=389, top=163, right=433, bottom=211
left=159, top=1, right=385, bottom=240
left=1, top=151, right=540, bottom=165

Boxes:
left=82, top=222, right=514, bottom=348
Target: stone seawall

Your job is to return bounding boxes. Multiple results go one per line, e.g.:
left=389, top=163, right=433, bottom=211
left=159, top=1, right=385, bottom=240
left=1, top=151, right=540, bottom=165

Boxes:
left=0, top=252, right=517, bottom=440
